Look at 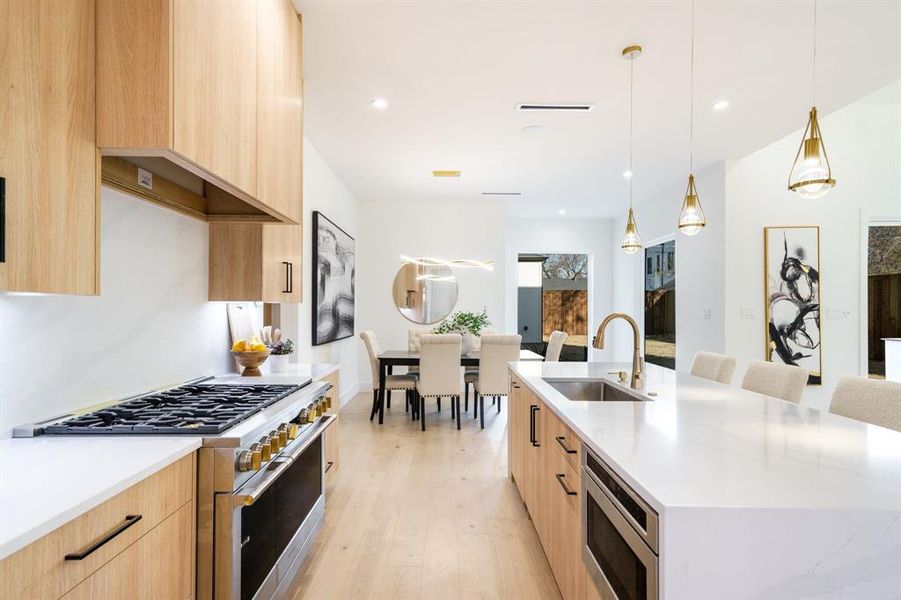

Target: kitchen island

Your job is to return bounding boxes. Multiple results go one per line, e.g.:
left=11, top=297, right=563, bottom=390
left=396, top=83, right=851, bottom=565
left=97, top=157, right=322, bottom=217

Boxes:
left=508, top=361, right=901, bottom=600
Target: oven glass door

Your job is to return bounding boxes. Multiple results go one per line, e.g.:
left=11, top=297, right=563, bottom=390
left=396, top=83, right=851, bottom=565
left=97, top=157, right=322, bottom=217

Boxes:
left=240, top=436, right=323, bottom=600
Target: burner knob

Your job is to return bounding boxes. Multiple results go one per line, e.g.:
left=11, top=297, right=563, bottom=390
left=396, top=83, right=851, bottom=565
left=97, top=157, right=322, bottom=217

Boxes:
left=237, top=450, right=254, bottom=472
left=268, top=430, right=281, bottom=452
left=258, top=436, right=272, bottom=462
left=326, top=395, right=332, bottom=410
left=287, top=423, right=299, bottom=440
left=250, top=444, right=262, bottom=470
left=277, top=424, right=289, bottom=446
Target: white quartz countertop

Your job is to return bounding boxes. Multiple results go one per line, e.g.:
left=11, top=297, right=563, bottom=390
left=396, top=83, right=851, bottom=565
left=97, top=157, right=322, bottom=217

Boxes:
left=0, top=436, right=200, bottom=559
left=510, top=361, right=901, bottom=513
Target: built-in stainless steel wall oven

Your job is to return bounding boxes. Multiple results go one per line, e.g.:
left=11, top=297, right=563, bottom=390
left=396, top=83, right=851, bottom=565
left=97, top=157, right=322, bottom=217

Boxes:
left=582, top=445, right=659, bottom=600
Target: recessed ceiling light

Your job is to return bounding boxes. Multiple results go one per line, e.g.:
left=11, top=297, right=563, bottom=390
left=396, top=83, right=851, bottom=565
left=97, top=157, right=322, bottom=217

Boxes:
left=558, top=209, right=567, bottom=215
left=712, top=99, right=730, bottom=111
left=622, top=170, right=633, bottom=178
left=371, top=98, right=388, bottom=109
left=521, top=125, right=547, bottom=135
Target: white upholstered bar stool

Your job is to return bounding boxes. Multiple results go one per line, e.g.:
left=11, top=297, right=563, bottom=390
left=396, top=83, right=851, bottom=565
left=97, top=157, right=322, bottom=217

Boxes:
left=545, top=330, right=568, bottom=361
left=689, top=351, right=737, bottom=385
left=360, top=331, right=416, bottom=421
left=416, top=334, right=462, bottom=431
left=472, top=334, right=522, bottom=428
left=829, top=376, right=901, bottom=432
left=740, top=360, right=808, bottom=403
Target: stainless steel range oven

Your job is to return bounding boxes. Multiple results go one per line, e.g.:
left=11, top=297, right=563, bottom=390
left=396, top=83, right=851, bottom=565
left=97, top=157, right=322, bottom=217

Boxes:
left=582, top=445, right=659, bottom=600
left=211, top=413, right=334, bottom=600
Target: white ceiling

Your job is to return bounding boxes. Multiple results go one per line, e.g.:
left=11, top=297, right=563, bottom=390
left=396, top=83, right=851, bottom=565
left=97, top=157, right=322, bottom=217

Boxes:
left=293, top=0, right=900, bottom=218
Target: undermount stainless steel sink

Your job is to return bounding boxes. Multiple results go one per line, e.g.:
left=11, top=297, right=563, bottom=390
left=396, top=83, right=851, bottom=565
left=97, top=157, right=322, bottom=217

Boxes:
left=543, top=379, right=648, bottom=402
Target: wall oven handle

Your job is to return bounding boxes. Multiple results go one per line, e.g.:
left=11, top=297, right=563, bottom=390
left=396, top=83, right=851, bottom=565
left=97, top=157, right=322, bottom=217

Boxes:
left=64, top=514, right=142, bottom=560
left=556, top=473, right=577, bottom=496
left=529, top=405, right=540, bottom=447
left=234, top=413, right=335, bottom=507
left=555, top=435, right=577, bottom=454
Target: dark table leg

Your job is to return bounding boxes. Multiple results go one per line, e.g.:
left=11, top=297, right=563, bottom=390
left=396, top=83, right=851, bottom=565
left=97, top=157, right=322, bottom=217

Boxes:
left=378, top=359, right=387, bottom=424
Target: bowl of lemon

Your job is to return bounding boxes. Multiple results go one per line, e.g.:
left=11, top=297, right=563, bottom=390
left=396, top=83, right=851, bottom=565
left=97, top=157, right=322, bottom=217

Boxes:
left=231, top=336, right=270, bottom=376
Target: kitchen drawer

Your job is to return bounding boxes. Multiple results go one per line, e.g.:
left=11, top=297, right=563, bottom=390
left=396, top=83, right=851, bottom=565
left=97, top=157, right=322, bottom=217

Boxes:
left=548, top=410, right=581, bottom=472
left=0, top=453, right=194, bottom=599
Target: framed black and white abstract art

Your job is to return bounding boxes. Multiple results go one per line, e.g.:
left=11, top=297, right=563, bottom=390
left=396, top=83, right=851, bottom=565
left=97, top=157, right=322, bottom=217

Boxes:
left=764, top=226, right=821, bottom=384
left=312, top=211, right=355, bottom=346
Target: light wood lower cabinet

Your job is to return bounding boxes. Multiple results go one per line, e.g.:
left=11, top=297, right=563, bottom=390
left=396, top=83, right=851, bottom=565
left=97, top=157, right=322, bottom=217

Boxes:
left=321, top=370, right=340, bottom=478
left=208, top=223, right=301, bottom=303
left=509, top=373, right=592, bottom=600
left=0, top=454, right=195, bottom=599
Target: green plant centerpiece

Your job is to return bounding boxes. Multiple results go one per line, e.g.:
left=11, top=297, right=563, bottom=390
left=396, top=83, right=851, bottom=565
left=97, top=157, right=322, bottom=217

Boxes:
left=267, top=338, right=294, bottom=373
left=432, top=309, right=491, bottom=354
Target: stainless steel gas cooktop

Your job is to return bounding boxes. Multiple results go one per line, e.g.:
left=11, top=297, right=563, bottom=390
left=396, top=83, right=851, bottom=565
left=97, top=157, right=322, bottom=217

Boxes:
left=33, top=382, right=309, bottom=435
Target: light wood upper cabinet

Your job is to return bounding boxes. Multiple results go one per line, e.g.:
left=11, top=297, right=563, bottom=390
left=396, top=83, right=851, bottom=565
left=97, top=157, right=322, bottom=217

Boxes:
left=256, top=1, right=304, bottom=224
left=209, top=223, right=301, bottom=303
left=0, top=0, right=99, bottom=295
left=96, top=0, right=302, bottom=224
left=173, top=0, right=257, bottom=197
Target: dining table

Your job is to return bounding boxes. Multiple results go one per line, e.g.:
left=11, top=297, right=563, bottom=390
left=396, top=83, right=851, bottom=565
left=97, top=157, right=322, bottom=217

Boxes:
left=373, top=349, right=544, bottom=424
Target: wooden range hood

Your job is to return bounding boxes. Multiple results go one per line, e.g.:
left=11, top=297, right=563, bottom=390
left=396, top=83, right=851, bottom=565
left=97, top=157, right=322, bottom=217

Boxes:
left=96, top=0, right=301, bottom=224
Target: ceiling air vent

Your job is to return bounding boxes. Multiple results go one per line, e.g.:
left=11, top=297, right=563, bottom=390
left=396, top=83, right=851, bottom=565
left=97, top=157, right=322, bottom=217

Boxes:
left=516, top=103, right=594, bottom=112
left=481, top=192, right=522, bottom=196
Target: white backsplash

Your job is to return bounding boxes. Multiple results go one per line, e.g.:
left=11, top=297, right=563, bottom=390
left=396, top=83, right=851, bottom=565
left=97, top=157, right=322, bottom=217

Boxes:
left=0, top=188, right=234, bottom=437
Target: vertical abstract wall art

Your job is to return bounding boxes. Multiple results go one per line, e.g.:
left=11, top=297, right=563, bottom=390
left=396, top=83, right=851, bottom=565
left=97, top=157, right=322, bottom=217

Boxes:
left=312, top=211, right=355, bottom=345
left=764, top=226, right=821, bottom=384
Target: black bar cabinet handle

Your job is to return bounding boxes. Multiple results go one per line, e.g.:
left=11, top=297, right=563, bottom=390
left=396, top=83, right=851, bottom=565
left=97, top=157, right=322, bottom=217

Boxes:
left=0, top=177, right=5, bottom=263
left=555, top=435, right=577, bottom=454
left=288, top=261, right=294, bottom=293
left=282, top=261, right=292, bottom=293
left=556, top=473, right=577, bottom=496
left=325, top=461, right=334, bottom=473
left=530, top=405, right=540, bottom=447
left=65, top=515, right=142, bottom=560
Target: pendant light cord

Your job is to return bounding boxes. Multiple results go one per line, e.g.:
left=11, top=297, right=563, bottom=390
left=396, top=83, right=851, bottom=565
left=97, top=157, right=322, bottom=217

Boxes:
left=629, top=52, right=634, bottom=209
left=689, top=0, right=695, bottom=173
left=812, top=0, right=817, bottom=105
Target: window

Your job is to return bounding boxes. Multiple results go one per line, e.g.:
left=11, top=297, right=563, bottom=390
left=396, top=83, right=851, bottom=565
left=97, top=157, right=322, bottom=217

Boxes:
left=867, top=224, right=901, bottom=378
left=644, top=240, right=675, bottom=369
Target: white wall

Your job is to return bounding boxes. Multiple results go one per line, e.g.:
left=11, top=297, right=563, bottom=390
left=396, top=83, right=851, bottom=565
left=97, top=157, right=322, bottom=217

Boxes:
left=277, top=139, right=361, bottom=404
left=724, top=82, right=901, bottom=408
left=504, top=217, right=617, bottom=361
left=610, top=161, right=727, bottom=370
left=355, top=197, right=507, bottom=388
left=0, top=189, right=233, bottom=437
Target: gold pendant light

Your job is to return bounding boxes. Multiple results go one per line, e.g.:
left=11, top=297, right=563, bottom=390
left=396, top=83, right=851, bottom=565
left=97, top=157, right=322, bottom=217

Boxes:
left=621, top=45, right=642, bottom=254
left=678, top=0, right=707, bottom=236
left=788, top=0, right=835, bottom=199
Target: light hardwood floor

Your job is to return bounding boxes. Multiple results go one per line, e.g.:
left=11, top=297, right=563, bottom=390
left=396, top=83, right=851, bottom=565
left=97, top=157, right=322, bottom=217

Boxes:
left=287, top=392, right=562, bottom=600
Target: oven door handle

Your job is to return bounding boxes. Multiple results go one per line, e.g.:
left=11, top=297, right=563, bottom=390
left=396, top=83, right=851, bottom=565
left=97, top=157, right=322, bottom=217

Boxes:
left=233, top=414, right=336, bottom=507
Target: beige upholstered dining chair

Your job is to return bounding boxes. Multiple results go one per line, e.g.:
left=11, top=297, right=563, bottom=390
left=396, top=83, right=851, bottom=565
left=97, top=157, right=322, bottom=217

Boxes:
left=416, top=334, right=462, bottom=431
left=465, top=327, right=498, bottom=410
left=360, top=331, right=416, bottom=421
left=689, top=351, right=737, bottom=385
left=471, top=334, right=522, bottom=428
left=407, top=328, right=430, bottom=375
left=740, top=360, right=808, bottom=403
left=545, top=330, right=568, bottom=362
left=829, top=376, right=901, bottom=432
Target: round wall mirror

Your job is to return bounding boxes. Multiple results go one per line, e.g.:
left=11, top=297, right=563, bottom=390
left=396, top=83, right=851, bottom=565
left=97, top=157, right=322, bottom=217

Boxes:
left=392, top=263, right=458, bottom=324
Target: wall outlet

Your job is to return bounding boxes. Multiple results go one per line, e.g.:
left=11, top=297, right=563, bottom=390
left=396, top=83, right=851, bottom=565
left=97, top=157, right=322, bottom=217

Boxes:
left=137, top=168, right=153, bottom=190
left=703, top=308, right=712, bottom=320
left=739, top=307, right=757, bottom=320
